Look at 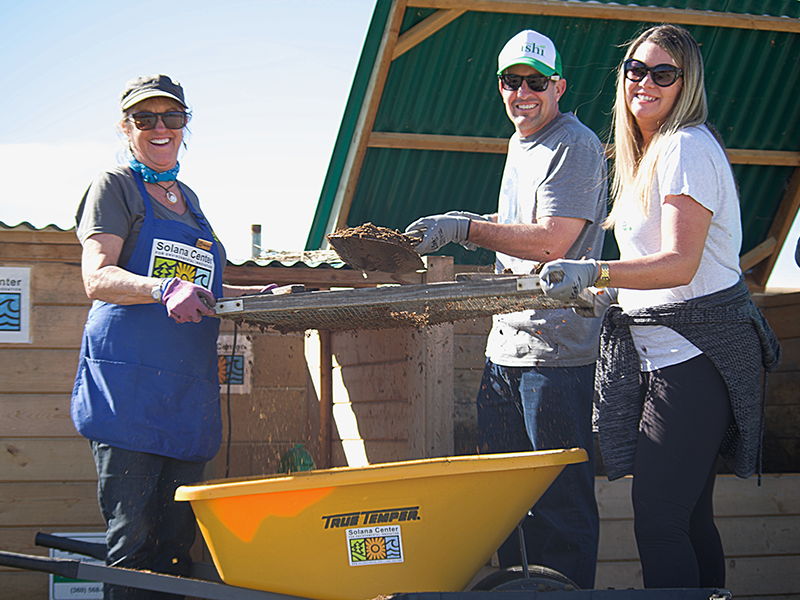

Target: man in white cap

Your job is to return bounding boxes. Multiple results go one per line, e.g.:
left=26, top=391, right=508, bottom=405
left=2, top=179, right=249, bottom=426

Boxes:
left=406, top=30, right=605, bottom=588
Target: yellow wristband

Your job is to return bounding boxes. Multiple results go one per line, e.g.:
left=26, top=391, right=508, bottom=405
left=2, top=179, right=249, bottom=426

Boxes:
left=595, top=262, right=610, bottom=288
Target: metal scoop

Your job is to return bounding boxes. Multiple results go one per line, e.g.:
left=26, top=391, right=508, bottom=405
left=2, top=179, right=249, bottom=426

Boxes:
left=327, top=227, right=424, bottom=273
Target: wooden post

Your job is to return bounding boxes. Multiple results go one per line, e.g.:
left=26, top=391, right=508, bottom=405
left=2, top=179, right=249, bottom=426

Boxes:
left=319, top=330, right=332, bottom=469
left=407, top=255, right=455, bottom=458
left=305, top=330, right=333, bottom=469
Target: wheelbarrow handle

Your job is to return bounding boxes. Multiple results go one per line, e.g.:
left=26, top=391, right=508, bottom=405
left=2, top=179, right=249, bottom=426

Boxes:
left=0, top=550, right=80, bottom=580
left=35, top=532, right=107, bottom=561
left=0, top=549, right=311, bottom=600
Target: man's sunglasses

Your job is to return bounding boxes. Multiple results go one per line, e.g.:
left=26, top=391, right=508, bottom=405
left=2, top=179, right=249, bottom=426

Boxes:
left=128, top=111, right=190, bottom=131
left=499, top=73, right=560, bottom=93
left=623, top=59, right=683, bottom=87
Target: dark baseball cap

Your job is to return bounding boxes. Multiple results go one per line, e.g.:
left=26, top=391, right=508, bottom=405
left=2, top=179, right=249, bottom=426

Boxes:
left=119, top=74, right=187, bottom=112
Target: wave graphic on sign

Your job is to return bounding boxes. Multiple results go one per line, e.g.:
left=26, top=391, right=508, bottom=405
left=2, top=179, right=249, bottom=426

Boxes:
left=0, top=294, right=21, bottom=331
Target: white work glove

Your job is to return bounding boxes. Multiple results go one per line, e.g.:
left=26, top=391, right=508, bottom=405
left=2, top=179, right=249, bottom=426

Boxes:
left=573, top=287, right=618, bottom=318
left=161, top=278, right=215, bottom=323
left=539, top=259, right=600, bottom=301
left=405, top=212, right=486, bottom=255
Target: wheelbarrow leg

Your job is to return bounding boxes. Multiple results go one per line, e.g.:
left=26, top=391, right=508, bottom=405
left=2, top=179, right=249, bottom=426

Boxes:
left=516, top=514, right=531, bottom=580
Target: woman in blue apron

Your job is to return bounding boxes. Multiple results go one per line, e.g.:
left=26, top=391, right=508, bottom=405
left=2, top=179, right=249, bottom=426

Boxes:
left=72, top=75, right=268, bottom=600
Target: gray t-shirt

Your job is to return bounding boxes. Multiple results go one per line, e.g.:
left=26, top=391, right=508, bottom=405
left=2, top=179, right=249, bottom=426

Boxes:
left=486, top=112, right=607, bottom=367
left=76, top=165, right=224, bottom=268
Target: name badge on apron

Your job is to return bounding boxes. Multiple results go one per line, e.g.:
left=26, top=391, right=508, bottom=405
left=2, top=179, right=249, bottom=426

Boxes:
left=148, top=238, right=215, bottom=289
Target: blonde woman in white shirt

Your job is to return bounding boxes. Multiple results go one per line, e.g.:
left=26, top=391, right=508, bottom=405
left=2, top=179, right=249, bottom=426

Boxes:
left=540, top=24, right=780, bottom=589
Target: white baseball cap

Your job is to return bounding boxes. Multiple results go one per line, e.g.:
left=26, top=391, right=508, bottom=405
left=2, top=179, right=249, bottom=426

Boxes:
left=497, top=30, right=562, bottom=77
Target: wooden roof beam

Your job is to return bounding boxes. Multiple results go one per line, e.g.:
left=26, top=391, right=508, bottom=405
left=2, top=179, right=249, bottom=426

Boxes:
left=406, top=0, right=800, bottom=33
left=323, top=0, right=409, bottom=240
left=750, top=166, right=800, bottom=288
left=368, top=132, right=800, bottom=166
left=393, top=9, right=467, bottom=59
left=369, top=131, right=508, bottom=153
left=740, top=237, right=778, bottom=273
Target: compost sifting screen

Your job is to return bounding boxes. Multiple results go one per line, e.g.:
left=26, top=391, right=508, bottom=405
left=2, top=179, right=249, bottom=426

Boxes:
left=214, top=275, right=591, bottom=333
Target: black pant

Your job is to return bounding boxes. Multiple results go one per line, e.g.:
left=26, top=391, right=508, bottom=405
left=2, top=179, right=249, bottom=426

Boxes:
left=632, top=354, right=733, bottom=588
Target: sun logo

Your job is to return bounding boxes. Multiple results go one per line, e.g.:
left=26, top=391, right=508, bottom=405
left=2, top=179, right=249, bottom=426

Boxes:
left=217, top=356, right=228, bottom=384
left=174, top=262, right=197, bottom=282
left=364, top=537, right=386, bottom=561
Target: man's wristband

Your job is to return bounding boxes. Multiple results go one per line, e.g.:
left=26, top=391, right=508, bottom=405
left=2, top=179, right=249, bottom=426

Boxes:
left=595, top=262, right=610, bottom=288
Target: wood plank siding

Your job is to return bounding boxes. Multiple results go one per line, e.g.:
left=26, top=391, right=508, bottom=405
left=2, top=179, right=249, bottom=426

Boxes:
left=0, top=227, right=315, bottom=597
left=2, top=225, right=798, bottom=598
left=456, top=293, right=800, bottom=597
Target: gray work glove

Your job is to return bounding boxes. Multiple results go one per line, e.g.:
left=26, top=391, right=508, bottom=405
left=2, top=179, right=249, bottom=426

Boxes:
left=444, top=210, right=493, bottom=221
left=573, top=287, right=618, bottom=318
left=539, top=259, right=600, bottom=301
left=405, top=213, right=471, bottom=255
left=444, top=211, right=492, bottom=251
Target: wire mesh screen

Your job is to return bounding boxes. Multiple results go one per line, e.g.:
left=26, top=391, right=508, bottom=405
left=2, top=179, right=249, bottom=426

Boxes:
left=216, top=276, right=591, bottom=333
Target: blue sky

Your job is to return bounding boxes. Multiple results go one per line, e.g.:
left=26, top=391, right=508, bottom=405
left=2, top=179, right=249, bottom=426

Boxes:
left=1, top=0, right=797, bottom=288
left=1, top=0, right=375, bottom=261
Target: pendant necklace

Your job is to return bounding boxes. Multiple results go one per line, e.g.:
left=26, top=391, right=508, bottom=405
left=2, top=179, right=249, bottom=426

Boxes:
left=154, top=181, right=178, bottom=204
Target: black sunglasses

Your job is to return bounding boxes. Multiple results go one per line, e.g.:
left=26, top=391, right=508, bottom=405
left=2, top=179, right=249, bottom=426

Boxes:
left=623, top=59, right=683, bottom=87
left=499, top=73, right=560, bottom=93
left=128, top=111, right=190, bottom=131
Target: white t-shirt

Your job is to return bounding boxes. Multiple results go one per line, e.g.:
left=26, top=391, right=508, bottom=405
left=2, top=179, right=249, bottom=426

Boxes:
left=615, top=125, right=742, bottom=371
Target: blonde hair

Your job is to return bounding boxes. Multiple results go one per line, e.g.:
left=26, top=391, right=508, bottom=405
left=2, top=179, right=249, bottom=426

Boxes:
left=605, top=24, right=710, bottom=228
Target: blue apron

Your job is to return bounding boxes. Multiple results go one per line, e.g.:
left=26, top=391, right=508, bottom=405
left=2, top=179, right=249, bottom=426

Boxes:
left=71, top=170, right=224, bottom=462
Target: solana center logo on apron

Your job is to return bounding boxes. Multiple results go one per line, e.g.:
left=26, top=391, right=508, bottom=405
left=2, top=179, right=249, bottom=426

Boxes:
left=148, top=239, right=215, bottom=288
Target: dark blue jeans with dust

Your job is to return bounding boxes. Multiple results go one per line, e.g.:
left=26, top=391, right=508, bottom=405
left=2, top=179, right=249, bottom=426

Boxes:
left=91, top=442, right=205, bottom=600
left=477, top=360, right=599, bottom=589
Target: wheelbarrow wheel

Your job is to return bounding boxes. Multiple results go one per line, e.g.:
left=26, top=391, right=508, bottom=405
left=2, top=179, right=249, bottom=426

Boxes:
left=471, top=565, right=580, bottom=592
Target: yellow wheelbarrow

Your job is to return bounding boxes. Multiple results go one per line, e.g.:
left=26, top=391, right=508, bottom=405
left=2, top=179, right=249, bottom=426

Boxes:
left=0, top=449, right=584, bottom=599
left=0, top=448, right=732, bottom=600
left=174, top=449, right=585, bottom=600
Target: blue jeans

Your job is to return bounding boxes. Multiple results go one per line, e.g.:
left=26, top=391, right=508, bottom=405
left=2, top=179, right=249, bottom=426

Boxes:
left=91, top=442, right=206, bottom=600
left=477, top=360, right=599, bottom=589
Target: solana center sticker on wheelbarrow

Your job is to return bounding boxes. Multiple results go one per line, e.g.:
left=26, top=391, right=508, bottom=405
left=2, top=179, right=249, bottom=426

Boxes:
left=347, top=526, right=403, bottom=566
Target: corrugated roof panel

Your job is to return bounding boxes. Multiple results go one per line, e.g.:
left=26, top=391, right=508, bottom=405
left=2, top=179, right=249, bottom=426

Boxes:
left=377, top=11, right=627, bottom=138
left=735, top=164, right=795, bottom=250
left=0, top=221, right=74, bottom=232
left=345, top=147, right=504, bottom=265
left=705, top=27, right=800, bottom=150
left=309, top=0, right=800, bottom=279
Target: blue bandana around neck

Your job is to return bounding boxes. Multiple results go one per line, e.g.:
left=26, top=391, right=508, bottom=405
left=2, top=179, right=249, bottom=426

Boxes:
left=128, top=158, right=180, bottom=182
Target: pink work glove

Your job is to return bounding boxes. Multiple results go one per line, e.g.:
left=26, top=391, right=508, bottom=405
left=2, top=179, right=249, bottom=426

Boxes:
left=161, top=278, right=215, bottom=323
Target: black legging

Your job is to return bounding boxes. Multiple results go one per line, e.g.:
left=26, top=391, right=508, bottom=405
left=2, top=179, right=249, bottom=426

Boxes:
left=631, top=353, right=733, bottom=588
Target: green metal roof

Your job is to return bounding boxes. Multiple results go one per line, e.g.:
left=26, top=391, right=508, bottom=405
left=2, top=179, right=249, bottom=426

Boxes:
left=307, top=0, right=800, bottom=288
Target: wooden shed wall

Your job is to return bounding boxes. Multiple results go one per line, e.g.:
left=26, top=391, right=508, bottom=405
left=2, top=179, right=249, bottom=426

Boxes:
left=753, top=292, right=800, bottom=473
left=305, top=256, right=456, bottom=468
left=0, top=228, right=99, bottom=597
left=0, top=228, right=314, bottom=598
left=2, top=225, right=798, bottom=598
left=454, top=293, right=800, bottom=598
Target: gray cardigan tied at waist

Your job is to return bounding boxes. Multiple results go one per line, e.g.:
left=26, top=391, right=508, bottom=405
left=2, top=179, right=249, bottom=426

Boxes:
left=596, top=277, right=781, bottom=481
